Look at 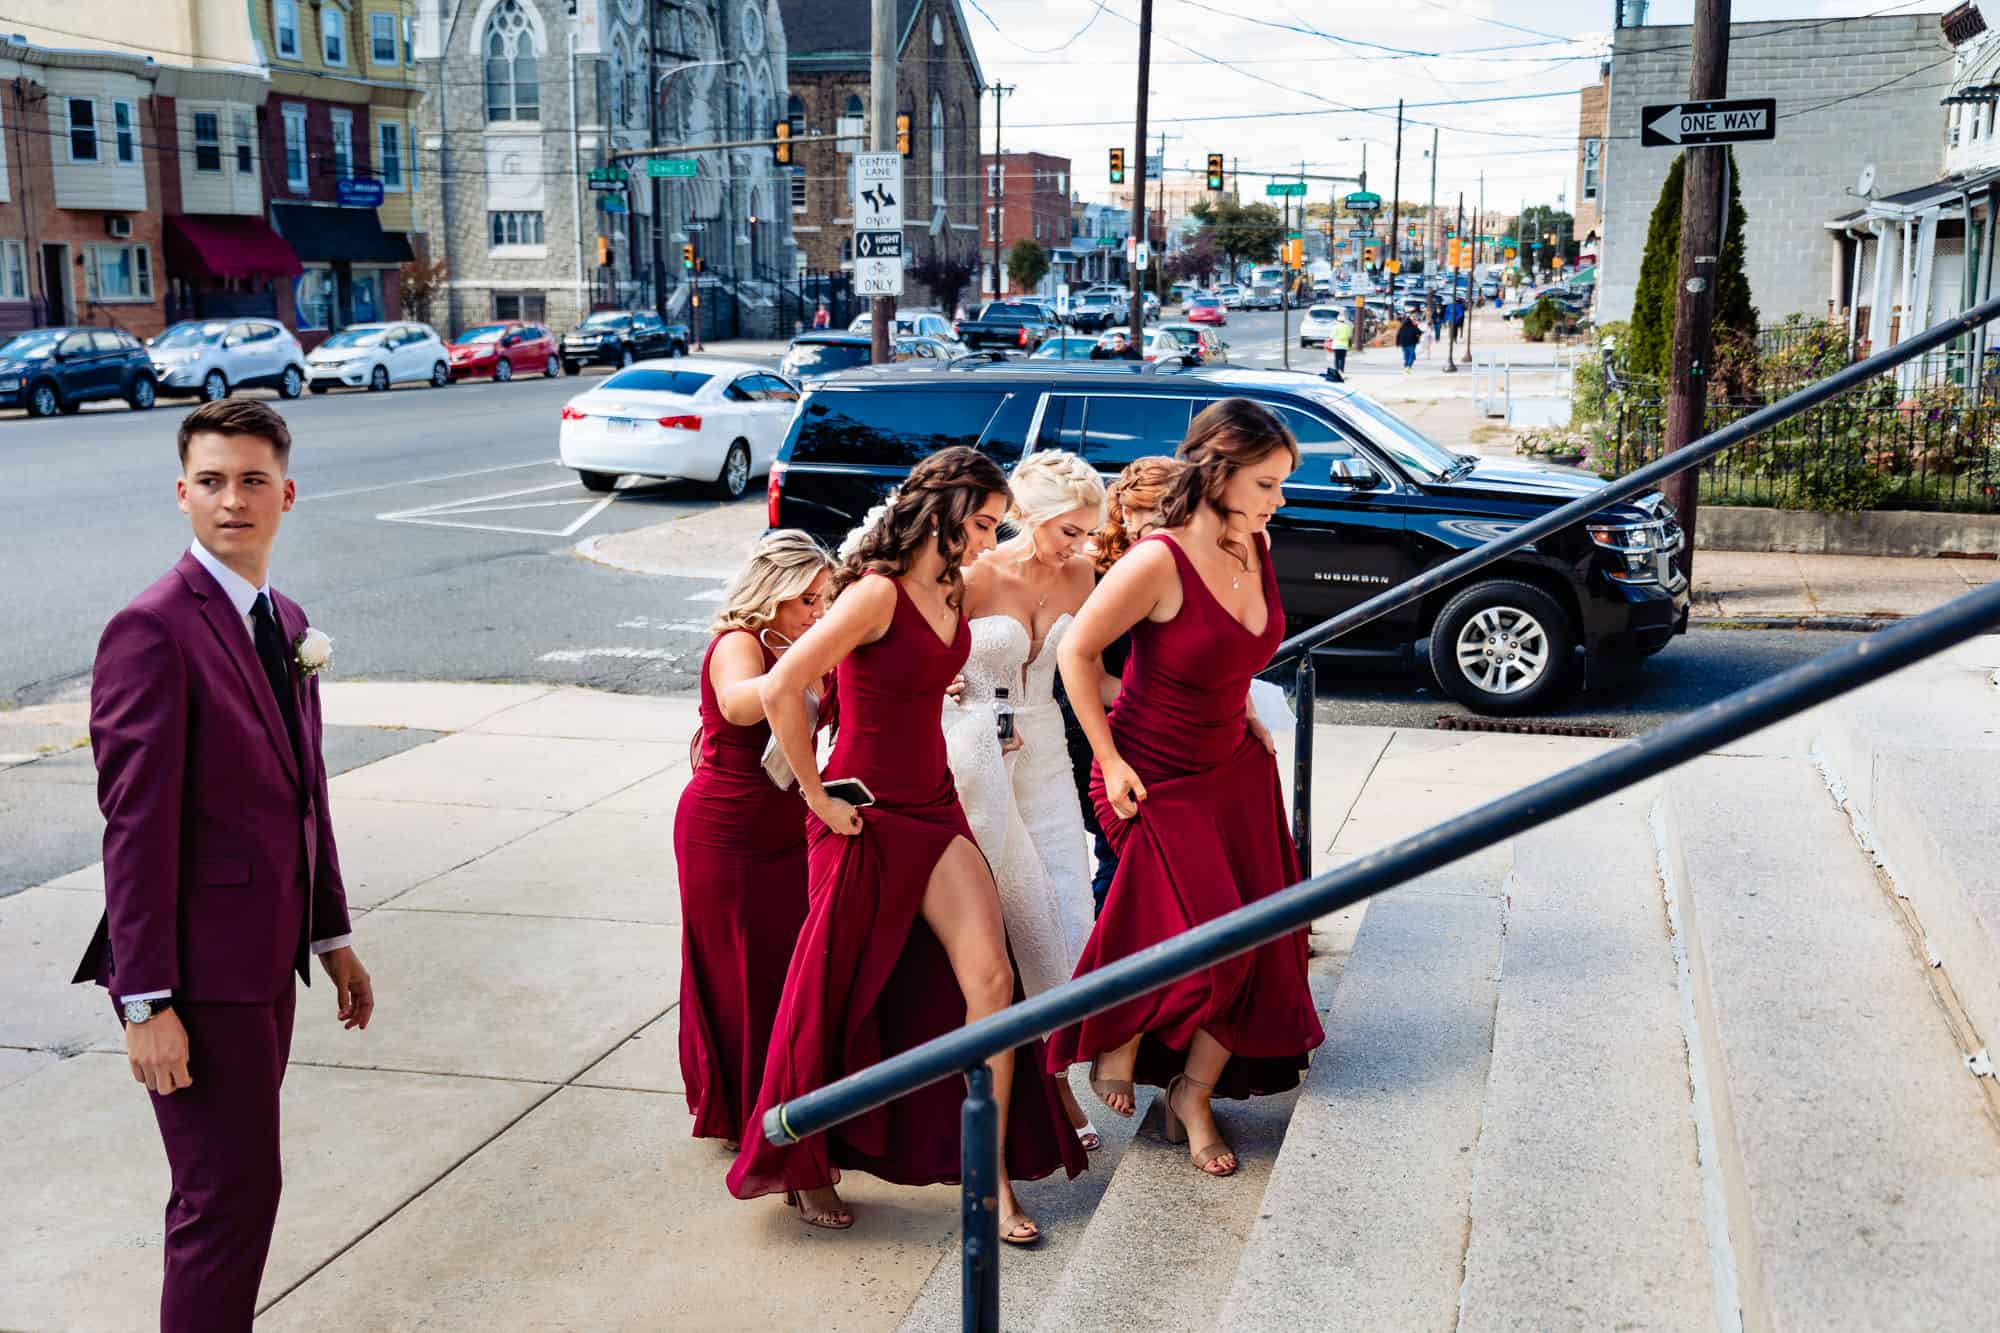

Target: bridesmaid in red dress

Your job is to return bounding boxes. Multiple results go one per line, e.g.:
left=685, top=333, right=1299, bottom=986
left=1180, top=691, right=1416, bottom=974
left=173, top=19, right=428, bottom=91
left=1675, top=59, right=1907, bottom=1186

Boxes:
left=674, top=531, right=832, bottom=1156
left=1049, top=398, right=1325, bottom=1178
left=729, top=447, right=1085, bottom=1237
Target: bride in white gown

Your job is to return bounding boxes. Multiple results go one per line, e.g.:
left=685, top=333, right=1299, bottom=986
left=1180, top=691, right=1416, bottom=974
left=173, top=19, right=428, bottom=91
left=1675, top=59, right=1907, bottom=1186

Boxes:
left=944, top=450, right=1107, bottom=1148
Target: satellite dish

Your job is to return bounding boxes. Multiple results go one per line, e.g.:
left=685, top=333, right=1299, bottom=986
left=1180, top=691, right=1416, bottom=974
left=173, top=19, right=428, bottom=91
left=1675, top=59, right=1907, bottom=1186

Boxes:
left=1854, top=163, right=1877, bottom=198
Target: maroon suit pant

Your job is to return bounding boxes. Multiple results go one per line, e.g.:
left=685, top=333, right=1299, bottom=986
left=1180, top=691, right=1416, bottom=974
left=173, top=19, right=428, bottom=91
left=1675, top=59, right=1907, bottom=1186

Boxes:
left=145, top=985, right=296, bottom=1333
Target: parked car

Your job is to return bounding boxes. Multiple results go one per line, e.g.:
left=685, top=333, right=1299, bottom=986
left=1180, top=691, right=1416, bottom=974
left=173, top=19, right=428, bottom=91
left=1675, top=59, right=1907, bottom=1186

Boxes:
left=305, top=322, right=450, bottom=393
left=1067, top=292, right=1124, bottom=331
left=1298, top=305, right=1347, bottom=349
left=780, top=333, right=874, bottom=383
left=769, top=367, right=1688, bottom=714
left=1158, top=322, right=1227, bottom=363
left=0, top=326, right=157, bottom=416
left=847, top=309, right=963, bottom=349
left=447, top=321, right=560, bottom=381
left=148, top=318, right=307, bottom=401
left=560, top=310, right=687, bottom=373
left=1185, top=295, right=1228, bottom=326
left=954, top=300, right=1059, bottom=352
left=558, top=358, right=799, bottom=499
left=1142, top=327, right=1204, bottom=365
left=1030, top=335, right=1102, bottom=362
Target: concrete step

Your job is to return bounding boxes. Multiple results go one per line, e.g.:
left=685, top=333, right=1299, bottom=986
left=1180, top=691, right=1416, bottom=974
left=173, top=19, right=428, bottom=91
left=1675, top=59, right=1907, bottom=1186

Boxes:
left=1664, top=753, right=2000, bottom=1330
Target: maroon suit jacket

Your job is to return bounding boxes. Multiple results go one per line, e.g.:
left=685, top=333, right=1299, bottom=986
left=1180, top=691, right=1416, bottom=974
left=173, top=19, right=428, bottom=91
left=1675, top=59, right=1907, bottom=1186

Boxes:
left=72, top=552, right=351, bottom=1003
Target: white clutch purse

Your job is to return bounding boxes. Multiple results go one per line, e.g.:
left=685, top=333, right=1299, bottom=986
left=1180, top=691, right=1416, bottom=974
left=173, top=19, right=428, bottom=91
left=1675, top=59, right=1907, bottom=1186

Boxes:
left=760, top=685, right=821, bottom=790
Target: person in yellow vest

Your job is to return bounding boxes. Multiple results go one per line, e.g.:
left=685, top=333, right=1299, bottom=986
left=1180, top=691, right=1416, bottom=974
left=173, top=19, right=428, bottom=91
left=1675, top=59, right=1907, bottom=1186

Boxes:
left=1323, top=313, right=1353, bottom=381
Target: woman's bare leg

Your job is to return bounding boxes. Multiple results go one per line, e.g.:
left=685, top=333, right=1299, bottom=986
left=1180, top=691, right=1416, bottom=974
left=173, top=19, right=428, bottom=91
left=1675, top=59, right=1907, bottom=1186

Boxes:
left=1170, top=1029, right=1237, bottom=1176
left=921, top=836, right=1039, bottom=1240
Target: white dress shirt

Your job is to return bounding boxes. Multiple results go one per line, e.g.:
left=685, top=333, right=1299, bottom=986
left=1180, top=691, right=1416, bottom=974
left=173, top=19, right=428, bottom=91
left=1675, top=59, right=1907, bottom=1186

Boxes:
left=116, top=544, right=352, bottom=1004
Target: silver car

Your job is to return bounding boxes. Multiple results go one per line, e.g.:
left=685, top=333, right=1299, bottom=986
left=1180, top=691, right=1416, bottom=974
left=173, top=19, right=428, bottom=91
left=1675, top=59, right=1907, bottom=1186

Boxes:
left=149, top=318, right=309, bottom=401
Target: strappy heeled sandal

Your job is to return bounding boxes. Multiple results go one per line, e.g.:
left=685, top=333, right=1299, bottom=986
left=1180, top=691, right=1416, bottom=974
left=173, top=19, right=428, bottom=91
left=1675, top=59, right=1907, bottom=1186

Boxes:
left=998, top=1209, right=1043, bottom=1247
left=784, top=1187, right=855, bottom=1230
left=1161, top=1074, right=1238, bottom=1178
left=1075, top=1121, right=1102, bottom=1152
left=1088, top=1058, right=1135, bottom=1118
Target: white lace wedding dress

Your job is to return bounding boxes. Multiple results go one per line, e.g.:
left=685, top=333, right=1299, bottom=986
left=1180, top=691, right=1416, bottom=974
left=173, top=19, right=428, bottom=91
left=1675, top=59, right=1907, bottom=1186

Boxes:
left=942, top=614, right=1095, bottom=997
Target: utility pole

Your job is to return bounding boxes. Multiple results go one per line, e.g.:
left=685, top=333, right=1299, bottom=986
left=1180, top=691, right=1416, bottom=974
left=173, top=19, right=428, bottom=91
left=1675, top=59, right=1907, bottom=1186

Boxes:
left=1469, top=170, right=1483, bottom=365
left=989, top=83, right=1014, bottom=303
left=869, top=0, right=896, bottom=365
left=1126, top=0, right=1153, bottom=353
left=1446, top=189, right=1463, bottom=372
left=1426, top=126, right=1438, bottom=284
left=1663, top=0, right=1730, bottom=580
left=1388, top=99, right=1404, bottom=301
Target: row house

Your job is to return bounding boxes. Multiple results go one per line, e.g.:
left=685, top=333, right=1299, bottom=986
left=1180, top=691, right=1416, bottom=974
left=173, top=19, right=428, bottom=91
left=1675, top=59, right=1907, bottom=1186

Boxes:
left=979, top=151, right=1067, bottom=298
left=781, top=0, right=982, bottom=309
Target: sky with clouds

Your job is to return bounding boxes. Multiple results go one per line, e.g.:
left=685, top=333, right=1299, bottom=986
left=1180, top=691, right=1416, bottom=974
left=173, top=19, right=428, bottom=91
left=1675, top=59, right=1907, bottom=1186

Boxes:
left=954, top=0, right=1951, bottom=216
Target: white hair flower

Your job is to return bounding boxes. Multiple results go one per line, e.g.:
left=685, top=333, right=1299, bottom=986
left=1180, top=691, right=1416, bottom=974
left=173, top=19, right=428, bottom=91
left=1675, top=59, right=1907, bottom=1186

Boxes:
left=837, top=489, right=900, bottom=562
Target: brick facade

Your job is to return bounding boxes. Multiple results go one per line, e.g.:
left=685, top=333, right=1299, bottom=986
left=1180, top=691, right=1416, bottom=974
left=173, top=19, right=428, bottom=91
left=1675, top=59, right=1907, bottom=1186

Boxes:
left=979, top=152, right=1069, bottom=297
left=1575, top=67, right=1607, bottom=252
left=1599, top=16, right=1951, bottom=323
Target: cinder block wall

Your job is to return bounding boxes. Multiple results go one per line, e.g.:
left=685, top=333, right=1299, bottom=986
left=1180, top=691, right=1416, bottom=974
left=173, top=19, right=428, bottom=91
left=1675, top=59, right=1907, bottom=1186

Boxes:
left=1599, top=16, right=1952, bottom=325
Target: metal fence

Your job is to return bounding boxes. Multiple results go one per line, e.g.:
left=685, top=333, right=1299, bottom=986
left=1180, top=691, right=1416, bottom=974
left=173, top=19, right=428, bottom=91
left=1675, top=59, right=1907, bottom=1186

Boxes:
left=1607, top=398, right=2000, bottom=513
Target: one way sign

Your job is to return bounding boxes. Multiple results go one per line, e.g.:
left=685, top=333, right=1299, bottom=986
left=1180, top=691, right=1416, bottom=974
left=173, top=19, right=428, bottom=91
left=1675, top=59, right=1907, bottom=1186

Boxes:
left=1641, top=97, right=1778, bottom=148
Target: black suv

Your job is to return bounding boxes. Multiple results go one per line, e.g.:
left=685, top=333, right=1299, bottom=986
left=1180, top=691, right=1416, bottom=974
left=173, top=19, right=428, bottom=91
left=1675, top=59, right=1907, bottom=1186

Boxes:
left=560, top=310, right=688, bottom=373
left=0, top=326, right=158, bottom=417
left=768, top=363, right=1689, bottom=714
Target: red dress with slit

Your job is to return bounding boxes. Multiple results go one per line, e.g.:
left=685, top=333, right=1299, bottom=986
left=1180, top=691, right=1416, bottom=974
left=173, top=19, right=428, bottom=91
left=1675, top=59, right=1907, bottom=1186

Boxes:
left=673, top=631, right=814, bottom=1141
left=728, top=574, right=1087, bottom=1198
left=1045, top=533, right=1324, bottom=1098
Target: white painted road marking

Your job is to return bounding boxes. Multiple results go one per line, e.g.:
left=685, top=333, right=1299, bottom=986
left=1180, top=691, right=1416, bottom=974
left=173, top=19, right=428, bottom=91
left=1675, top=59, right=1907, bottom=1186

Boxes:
left=378, top=479, right=619, bottom=537
left=302, top=458, right=561, bottom=503
left=538, top=646, right=683, bottom=663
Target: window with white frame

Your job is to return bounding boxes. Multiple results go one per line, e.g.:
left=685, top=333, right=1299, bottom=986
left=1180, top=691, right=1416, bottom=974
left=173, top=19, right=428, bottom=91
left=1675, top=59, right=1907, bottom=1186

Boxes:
left=790, top=165, right=806, bottom=211
left=489, top=210, right=544, bottom=247
left=67, top=98, right=98, bottom=162
left=282, top=103, right=308, bottom=192
left=330, top=110, right=353, bottom=181
left=837, top=94, right=864, bottom=150
left=275, top=0, right=301, bottom=59
left=371, top=12, right=397, bottom=65
left=194, top=112, right=222, bottom=172
left=113, top=101, right=135, bottom=163
left=323, top=7, right=346, bottom=65
left=235, top=108, right=255, bottom=174
left=929, top=94, right=943, bottom=176
left=87, top=244, right=152, bottom=301
left=404, top=15, right=415, bottom=64
left=1582, top=138, right=1601, bottom=201
left=787, top=93, right=805, bottom=136
left=378, top=121, right=404, bottom=190
left=484, top=0, right=540, bottom=123
left=0, top=240, right=26, bottom=300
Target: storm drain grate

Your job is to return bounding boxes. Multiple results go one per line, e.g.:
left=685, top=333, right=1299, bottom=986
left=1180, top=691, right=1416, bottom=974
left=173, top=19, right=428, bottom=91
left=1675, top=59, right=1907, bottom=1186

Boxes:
left=1433, top=715, right=1619, bottom=738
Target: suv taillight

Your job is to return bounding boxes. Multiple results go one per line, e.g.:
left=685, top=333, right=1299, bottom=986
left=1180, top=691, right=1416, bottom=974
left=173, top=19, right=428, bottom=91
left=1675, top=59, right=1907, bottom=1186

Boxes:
left=767, top=461, right=788, bottom=528
left=1017, top=326, right=1028, bottom=348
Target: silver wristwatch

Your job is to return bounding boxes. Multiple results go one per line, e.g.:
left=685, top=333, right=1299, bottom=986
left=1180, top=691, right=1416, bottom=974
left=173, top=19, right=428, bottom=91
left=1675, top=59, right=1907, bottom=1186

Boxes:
left=122, top=998, right=168, bottom=1025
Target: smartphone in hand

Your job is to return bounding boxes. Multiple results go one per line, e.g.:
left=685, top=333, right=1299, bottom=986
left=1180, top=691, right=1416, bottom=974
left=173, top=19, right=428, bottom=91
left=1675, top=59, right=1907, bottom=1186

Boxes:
left=821, top=777, right=877, bottom=808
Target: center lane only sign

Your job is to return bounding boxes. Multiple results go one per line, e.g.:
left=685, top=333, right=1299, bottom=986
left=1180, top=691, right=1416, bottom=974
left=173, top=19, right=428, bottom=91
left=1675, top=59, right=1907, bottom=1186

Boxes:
left=853, top=152, right=905, bottom=296
left=1640, top=97, right=1778, bottom=148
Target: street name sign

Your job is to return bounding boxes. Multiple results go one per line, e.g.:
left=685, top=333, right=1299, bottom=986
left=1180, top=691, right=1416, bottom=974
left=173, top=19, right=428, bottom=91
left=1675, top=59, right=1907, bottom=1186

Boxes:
left=1344, top=191, right=1382, bottom=213
left=1641, top=97, right=1777, bottom=148
left=1265, top=182, right=1307, bottom=197
left=853, top=153, right=905, bottom=229
left=647, top=158, right=698, bottom=178
left=854, top=229, right=902, bottom=260
left=587, top=166, right=628, bottom=190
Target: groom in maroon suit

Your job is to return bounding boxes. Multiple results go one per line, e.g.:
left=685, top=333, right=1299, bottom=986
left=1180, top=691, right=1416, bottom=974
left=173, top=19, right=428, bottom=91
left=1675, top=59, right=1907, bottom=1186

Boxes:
left=73, top=397, right=375, bottom=1332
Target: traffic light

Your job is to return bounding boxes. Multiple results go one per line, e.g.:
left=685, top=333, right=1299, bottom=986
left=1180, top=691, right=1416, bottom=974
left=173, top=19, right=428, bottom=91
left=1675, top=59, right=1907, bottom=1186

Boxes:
left=895, top=112, right=911, bottom=158
left=1364, top=245, right=1379, bottom=266
left=1447, top=237, right=1462, bottom=268
left=682, top=243, right=695, bottom=271
left=1109, top=147, right=1125, bottom=184
left=596, top=236, right=611, bottom=268
left=773, top=121, right=791, bottom=165
left=1205, top=152, right=1224, bottom=191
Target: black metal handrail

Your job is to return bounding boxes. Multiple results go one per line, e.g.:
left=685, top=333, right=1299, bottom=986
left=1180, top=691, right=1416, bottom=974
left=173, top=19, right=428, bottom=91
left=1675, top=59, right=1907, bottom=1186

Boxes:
left=761, top=298, right=2000, bottom=1333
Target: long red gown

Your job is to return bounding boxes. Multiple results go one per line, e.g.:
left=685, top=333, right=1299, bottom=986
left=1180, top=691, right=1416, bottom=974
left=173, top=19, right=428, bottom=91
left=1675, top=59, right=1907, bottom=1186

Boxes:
left=674, top=631, right=814, bottom=1141
left=1045, top=532, right=1325, bottom=1099
left=728, top=574, right=1087, bottom=1198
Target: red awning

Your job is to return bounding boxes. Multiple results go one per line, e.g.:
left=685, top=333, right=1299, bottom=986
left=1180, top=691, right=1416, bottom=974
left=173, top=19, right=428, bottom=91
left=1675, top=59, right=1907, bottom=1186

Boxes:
left=165, top=215, right=303, bottom=281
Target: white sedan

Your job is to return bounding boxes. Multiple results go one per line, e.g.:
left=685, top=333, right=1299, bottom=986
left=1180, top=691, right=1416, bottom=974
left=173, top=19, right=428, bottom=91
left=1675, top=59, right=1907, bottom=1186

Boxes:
left=558, top=358, right=801, bottom=499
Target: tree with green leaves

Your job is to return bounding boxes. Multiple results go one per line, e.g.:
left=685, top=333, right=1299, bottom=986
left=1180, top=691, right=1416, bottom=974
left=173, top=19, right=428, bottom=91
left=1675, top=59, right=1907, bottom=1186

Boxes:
left=1627, top=149, right=1757, bottom=389
left=1188, top=198, right=1284, bottom=278
left=1005, top=239, right=1049, bottom=296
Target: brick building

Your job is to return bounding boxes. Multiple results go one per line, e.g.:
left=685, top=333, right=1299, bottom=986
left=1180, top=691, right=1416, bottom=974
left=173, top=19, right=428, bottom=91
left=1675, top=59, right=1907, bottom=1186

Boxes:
left=781, top=0, right=983, bottom=308
left=1598, top=15, right=1951, bottom=323
left=1574, top=63, right=1607, bottom=261
left=979, top=151, right=1067, bottom=297
left=0, top=39, right=170, bottom=339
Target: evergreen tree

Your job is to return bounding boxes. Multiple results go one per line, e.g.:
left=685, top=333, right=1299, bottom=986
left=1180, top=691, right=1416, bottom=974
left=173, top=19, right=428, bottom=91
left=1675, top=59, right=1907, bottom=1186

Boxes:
left=1626, top=150, right=1758, bottom=389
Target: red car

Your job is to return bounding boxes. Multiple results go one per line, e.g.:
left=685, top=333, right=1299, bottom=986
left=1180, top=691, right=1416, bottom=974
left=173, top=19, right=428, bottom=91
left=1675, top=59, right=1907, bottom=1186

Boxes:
left=446, top=321, right=560, bottom=382
left=1185, top=296, right=1228, bottom=326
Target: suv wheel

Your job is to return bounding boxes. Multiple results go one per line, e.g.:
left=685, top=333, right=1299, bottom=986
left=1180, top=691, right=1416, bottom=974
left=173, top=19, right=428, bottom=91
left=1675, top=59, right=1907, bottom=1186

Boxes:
left=563, top=360, right=580, bottom=376
left=278, top=366, right=304, bottom=399
left=201, top=369, right=228, bottom=402
left=618, top=344, right=635, bottom=368
left=369, top=365, right=390, bottom=392
left=1429, top=579, right=1573, bottom=716
left=714, top=441, right=752, bottom=500
left=127, top=375, right=156, bottom=411
left=27, top=381, right=59, bottom=418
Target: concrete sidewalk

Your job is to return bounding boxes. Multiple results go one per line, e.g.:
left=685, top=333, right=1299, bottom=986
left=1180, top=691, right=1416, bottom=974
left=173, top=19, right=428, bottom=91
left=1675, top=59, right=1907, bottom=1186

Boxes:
left=1691, top=549, right=1996, bottom=624
left=0, top=680, right=1610, bottom=1330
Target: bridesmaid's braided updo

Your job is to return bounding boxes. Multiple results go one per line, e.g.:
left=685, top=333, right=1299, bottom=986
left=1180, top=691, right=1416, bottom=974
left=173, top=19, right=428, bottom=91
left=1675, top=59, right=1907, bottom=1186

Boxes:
left=1158, top=398, right=1300, bottom=570
left=832, top=446, right=1011, bottom=610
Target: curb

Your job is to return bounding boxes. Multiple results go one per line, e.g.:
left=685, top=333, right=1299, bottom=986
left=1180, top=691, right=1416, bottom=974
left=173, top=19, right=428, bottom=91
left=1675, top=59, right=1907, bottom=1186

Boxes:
left=1689, top=613, right=1900, bottom=632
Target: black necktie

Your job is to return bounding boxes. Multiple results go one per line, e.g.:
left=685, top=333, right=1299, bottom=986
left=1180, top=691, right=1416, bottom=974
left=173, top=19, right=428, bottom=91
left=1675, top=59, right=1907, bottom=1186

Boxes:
left=251, top=593, right=306, bottom=774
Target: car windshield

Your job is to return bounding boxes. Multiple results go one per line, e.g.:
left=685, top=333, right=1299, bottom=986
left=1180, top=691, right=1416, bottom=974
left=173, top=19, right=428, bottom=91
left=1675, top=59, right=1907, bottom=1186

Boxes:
left=1311, top=388, right=1462, bottom=481
left=598, top=368, right=713, bottom=395
left=153, top=322, right=230, bottom=349
left=321, top=327, right=386, bottom=349
left=0, top=330, right=61, bottom=360
left=1191, top=298, right=1219, bottom=308
left=580, top=313, right=629, bottom=329
left=456, top=324, right=509, bottom=344
left=782, top=343, right=872, bottom=376
left=1032, top=338, right=1094, bottom=359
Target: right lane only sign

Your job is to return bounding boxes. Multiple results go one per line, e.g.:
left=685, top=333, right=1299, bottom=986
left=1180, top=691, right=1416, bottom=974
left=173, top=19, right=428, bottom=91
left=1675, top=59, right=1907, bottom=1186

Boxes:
left=1641, top=97, right=1778, bottom=148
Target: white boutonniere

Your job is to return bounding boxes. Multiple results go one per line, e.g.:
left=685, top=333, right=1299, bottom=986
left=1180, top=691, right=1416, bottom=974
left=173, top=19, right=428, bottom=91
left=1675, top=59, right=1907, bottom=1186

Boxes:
left=293, top=627, right=334, bottom=677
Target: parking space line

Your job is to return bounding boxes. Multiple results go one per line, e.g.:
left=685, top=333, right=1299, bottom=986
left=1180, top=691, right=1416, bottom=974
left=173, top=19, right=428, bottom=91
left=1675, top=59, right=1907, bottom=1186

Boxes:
left=302, top=458, right=560, bottom=503
left=377, top=479, right=578, bottom=520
